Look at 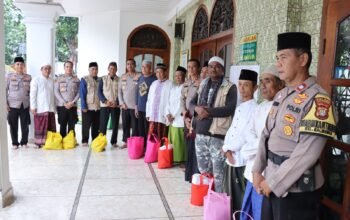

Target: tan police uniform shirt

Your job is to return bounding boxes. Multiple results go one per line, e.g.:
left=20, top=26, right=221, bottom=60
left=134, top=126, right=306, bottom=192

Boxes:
left=55, top=74, right=80, bottom=107
left=252, top=76, right=337, bottom=197
left=6, top=72, right=31, bottom=109
left=180, top=78, right=200, bottom=113
left=118, top=73, right=141, bottom=109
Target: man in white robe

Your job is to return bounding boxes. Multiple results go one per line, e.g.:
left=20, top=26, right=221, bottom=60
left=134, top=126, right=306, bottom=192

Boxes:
left=239, top=65, right=284, bottom=220
left=30, top=63, right=56, bottom=147
left=222, top=69, right=258, bottom=218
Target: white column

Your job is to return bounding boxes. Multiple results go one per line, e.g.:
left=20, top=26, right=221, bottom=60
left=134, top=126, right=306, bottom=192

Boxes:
left=14, top=2, right=64, bottom=144
left=0, top=0, right=14, bottom=208
left=14, top=2, right=64, bottom=77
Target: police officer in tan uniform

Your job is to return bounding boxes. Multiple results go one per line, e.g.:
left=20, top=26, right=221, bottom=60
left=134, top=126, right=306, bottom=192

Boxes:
left=55, top=61, right=80, bottom=138
left=80, top=62, right=100, bottom=147
left=252, top=32, right=337, bottom=220
left=180, top=59, right=201, bottom=182
left=98, top=62, right=120, bottom=148
left=6, top=56, right=32, bottom=149
left=118, top=59, right=141, bottom=147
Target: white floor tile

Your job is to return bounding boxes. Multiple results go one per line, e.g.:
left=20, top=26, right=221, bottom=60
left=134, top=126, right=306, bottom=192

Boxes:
left=166, top=194, right=204, bottom=218
left=10, top=165, right=84, bottom=181
left=85, top=164, right=152, bottom=179
left=12, top=180, right=80, bottom=197
left=81, top=178, right=158, bottom=196
left=158, top=177, right=191, bottom=195
left=75, top=195, right=168, bottom=219
left=0, top=196, right=74, bottom=220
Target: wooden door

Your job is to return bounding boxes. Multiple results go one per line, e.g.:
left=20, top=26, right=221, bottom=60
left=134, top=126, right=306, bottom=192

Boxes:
left=318, top=0, right=350, bottom=219
left=191, top=31, right=233, bottom=75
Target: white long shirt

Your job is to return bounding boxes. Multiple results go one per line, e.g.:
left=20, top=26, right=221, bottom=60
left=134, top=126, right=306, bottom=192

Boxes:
left=146, top=79, right=173, bottom=124
left=30, top=75, right=56, bottom=114
left=222, top=99, right=257, bottom=167
left=241, top=100, right=273, bottom=182
left=165, top=83, right=184, bottom=128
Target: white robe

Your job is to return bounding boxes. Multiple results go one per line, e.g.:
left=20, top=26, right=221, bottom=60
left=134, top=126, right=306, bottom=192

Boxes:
left=241, top=100, right=273, bottom=182
left=222, top=99, right=257, bottom=167
left=165, top=83, right=184, bottom=128
left=146, top=79, right=173, bottom=124
left=30, top=75, right=56, bottom=114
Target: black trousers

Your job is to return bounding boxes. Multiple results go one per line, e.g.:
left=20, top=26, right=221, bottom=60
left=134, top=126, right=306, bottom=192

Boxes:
left=8, top=105, right=30, bottom=146
left=57, top=106, right=78, bottom=138
left=223, top=165, right=246, bottom=220
left=262, top=189, right=321, bottom=220
left=184, top=134, right=200, bottom=182
left=99, top=107, right=120, bottom=145
left=121, top=108, right=138, bottom=142
left=82, top=110, right=100, bottom=143
left=137, top=111, right=149, bottom=148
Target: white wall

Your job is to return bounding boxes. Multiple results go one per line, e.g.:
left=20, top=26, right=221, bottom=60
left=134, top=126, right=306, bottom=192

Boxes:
left=77, top=10, right=121, bottom=78
left=77, top=10, right=173, bottom=78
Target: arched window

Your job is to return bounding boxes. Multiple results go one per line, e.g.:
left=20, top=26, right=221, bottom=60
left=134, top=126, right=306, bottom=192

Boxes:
left=127, top=25, right=170, bottom=73
left=191, top=1, right=234, bottom=76
left=192, top=7, right=209, bottom=42
left=130, top=27, right=168, bottom=49
left=209, top=0, right=234, bottom=36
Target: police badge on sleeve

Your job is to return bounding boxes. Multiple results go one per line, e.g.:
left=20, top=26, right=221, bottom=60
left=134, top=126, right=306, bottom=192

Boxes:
left=299, top=94, right=337, bottom=138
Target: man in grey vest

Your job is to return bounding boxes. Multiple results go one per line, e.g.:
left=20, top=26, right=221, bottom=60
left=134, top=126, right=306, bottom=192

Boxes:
left=252, top=32, right=337, bottom=220
left=80, top=62, right=100, bottom=146
left=55, top=61, right=80, bottom=138
left=189, top=56, right=237, bottom=193
left=6, top=56, right=31, bottom=149
left=98, top=62, right=120, bottom=148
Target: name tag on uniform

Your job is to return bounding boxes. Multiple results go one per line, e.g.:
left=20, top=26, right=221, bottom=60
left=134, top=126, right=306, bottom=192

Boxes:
left=286, top=104, right=301, bottom=113
left=60, top=83, right=67, bottom=92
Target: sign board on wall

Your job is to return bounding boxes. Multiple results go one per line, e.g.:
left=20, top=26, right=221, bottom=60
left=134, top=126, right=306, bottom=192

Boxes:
left=240, top=34, right=258, bottom=62
left=180, top=50, right=188, bottom=68
left=230, top=65, right=260, bottom=104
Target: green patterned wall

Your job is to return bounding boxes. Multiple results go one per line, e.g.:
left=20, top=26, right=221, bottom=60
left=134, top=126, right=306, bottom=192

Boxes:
left=170, top=0, right=323, bottom=75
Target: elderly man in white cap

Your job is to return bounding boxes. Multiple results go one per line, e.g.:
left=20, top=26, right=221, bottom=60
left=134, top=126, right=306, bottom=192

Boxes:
left=189, top=56, right=237, bottom=192
left=30, top=63, right=56, bottom=148
left=238, top=65, right=284, bottom=220
left=135, top=60, right=157, bottom=149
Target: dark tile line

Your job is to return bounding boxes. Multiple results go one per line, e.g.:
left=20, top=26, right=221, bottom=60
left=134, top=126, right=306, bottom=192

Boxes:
left=148, top=163, right=174, bottom=220
left=69, top=148, right=92, bottom=220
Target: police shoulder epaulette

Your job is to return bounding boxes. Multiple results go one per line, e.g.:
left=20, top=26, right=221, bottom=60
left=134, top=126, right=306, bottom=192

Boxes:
left=73, top=76, right=80, bottom=82
left=121, top=74, right=127, bottom=81
left=133, top=73, right=141, bottom=81
left=23, top=74, right=31, bottom=80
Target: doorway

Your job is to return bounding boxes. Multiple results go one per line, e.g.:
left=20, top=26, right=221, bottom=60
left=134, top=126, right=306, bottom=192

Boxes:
left=318, top=0, right=350, bottom=219
left=191, top=0, right=234, bottom=77
left=127, top=25, right=170, bottom=73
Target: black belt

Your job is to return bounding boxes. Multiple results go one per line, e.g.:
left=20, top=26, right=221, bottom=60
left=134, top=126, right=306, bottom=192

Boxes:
left=267, top=150, right=289, bottom=165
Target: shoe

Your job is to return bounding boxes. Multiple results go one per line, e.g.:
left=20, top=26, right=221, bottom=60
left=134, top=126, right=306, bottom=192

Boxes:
left=21, top=144, right=29, bottom=148
left=119, top=143, right=127, bottom=149
left=33, top=144, right=40, bottom=149
left=12, top=145, right=19, bottom=150
left=82, top=143, right=89, bottom=147
left=112, top=144, right=118, bottom=148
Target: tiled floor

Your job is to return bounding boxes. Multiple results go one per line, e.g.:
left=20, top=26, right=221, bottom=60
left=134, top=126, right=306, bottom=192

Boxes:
left=0, top=125, right=203, bottom=220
